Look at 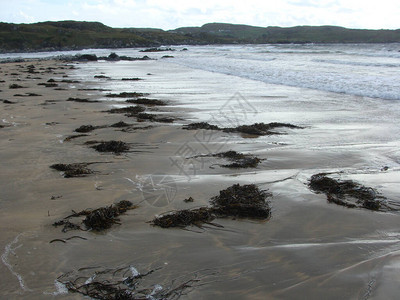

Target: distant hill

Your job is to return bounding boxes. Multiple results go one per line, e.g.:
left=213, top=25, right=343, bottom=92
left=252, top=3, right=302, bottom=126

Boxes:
left=172, top=23, right=400, bottom=44
left=1, top=21, right=399, bottom=53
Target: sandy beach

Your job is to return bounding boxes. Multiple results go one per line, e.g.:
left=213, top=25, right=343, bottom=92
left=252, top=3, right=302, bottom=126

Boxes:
left=1, top=55, right=400, bottom=299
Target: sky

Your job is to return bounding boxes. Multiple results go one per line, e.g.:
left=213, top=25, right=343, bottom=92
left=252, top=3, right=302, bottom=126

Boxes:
left=1, top=0, right=399, bottom=30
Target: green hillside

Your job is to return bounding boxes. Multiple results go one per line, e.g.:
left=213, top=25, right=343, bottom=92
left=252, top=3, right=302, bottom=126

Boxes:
left=173, top=23, right=400, bottom=43
left=1, top=21, right=399, bottom=53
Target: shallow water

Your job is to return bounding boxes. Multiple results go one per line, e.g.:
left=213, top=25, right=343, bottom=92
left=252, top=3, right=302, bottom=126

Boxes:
left=1, top=45, right=400, bottom=299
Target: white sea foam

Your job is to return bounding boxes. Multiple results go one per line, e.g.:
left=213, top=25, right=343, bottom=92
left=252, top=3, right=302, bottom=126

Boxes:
left=171, top=44, right=400, bottom=100
left=1, top=233, right=32, bottom=292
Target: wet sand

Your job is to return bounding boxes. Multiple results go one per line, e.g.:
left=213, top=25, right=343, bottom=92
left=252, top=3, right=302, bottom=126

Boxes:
left=1, top=58, right=400, bottom=299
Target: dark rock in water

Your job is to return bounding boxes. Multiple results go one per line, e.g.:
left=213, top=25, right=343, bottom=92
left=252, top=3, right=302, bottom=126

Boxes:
left=107, top=52, right=119, bottom=61
left=94, top=75, right=110, bottom=79
left=161, top=55, right=174, bottom=59
left=91, top=140, right=130, bottom=154
left=75, top=54, right=98, bottom=61
left=308, top=173, right=385, bottom=211
left=98, top=54, right=152, bottom=61
left=140, top=47, right=175, bottom=52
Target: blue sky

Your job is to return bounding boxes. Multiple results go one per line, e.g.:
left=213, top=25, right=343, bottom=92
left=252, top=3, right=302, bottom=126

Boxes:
left=1, top=0, right=399, bottom=30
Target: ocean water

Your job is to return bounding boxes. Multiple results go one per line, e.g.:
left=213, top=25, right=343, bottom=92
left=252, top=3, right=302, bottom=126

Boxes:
left=2, top=44, right=400, bottom=299
left=3, top=43, right=400, bottom=100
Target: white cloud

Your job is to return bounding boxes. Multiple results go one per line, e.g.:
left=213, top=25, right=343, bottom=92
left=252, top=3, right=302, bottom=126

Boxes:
left=0, top=0, right=399, bottom=29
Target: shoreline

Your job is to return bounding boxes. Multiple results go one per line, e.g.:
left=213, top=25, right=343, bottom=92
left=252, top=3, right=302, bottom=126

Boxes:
left=1, top=56, right=400, bottom=299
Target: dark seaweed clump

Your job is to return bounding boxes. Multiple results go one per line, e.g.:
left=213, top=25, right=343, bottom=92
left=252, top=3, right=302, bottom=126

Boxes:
left=53, top=200, right=137, bottom=232
left=110, top=121, right=131, bottom=128
left=224, top=122, right=303, bottom=136
left=309, top=173, right=384, bottom=210
left=57, top=265, right=197, bottom=300
left=64, top=134, right=89, bottom=142
left=38, top=82, right=58, bottom=87
left=91, top=140, right=130, bottom=154
left=9, top=83, right=24, bottom=89
left=183, top=122, right=303, bottom=136
left=152, top=207, right=215, bottom=228
left=211, top=184, right=272, bottom=218
left=106, top=92, right=147, bottom=98
left=74, top=125, right=97, bottom=133
left=67, top=97, right=100, bottom=103
left=136, top=112, right=175, bottom=123
left=151, top=184, right=271, bottom=229
left=183, top=122, right=220, bottom=131
left=50, top=163, right=93, bottom=178
left=126, top=98, right=167, bottom=106
left=214, top=150, right=262, bottom=168
left=107, top=105, right=146, bottom=114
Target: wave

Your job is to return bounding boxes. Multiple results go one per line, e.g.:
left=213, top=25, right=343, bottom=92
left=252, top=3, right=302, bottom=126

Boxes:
left=173, top=51, right=400, bottom=100
left=313, top=59, right=400, bottom=68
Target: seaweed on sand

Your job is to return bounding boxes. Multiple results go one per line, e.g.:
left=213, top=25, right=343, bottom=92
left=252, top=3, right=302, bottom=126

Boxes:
left=110, top=121, right=131, bottom=128
left=308, top=173, right=385, bottom=210
left=151, top=207, right=216, bottom=229
left=74, top=124, right=97, bottom=133
left=126, top=98, right=167, bottom=106
left=214, top=151, right=262, bottom=168
left=182, top=122, right=220, bottom=131
left=183, top=122, right=303, bottom=137
left=64, top=134, right=89, bottom=141
left=106, top=105, right=146, bottom=114
left=57, top=265, right=198, bottom=300
left=53, top=200, right=137, bottom=232
left=82, top=200, right=135, bottom=231
left=67, top=97, right=100, bottom=103
left=151, top=184, right=271, bottom=229
left=90, top=140, right=130, bottom=154
left=9, top=83, right=25, bottom=89
left=106, top=92, right=147, bottom=98
left=50, top=163, right=93, bottom=178
left=223, top=122, right=303, bottom=136
left=38, top=82, right=58, bottom=87
left=135, top=112, right=175, bottom=123
left=211, top=184, right=272, bottom=219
